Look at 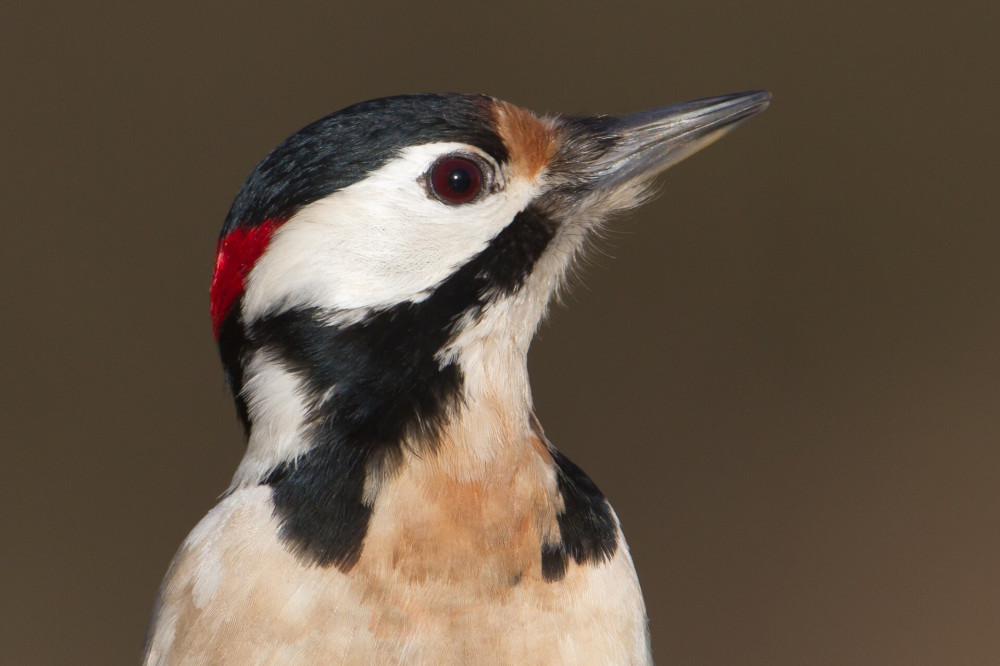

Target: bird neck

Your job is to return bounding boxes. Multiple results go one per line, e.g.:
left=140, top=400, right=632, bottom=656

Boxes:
left=221, top=307, right=624, bottom=582
left=430, top=336, right=538, bottom=477
left=225, top=309, right=546, bottom=571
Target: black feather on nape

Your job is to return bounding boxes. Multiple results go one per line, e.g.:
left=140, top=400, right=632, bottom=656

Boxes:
left=217, top=309, right=251, bottom=434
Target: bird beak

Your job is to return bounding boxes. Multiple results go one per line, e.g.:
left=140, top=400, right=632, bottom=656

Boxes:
left=585, top=90, right=771, bottom=190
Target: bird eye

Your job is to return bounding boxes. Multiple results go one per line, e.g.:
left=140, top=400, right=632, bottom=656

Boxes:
left=429, top=156, right=484, bottom=204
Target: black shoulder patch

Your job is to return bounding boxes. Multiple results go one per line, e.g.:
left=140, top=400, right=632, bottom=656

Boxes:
left=263, top=446, right=372, bottom=571
left=542, top=449, right=620, bottom=582
left=541, top=541, right=569, bottom=582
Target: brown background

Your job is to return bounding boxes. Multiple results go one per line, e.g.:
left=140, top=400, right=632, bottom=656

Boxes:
left=3, top=1, right=999, bottom=664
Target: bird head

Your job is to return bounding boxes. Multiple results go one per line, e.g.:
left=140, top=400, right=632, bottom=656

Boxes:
left=210, top=92, right=769, bottom=504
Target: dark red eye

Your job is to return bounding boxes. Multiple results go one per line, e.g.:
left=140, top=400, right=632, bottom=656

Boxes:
left=430, top=157, right=483, bottom=204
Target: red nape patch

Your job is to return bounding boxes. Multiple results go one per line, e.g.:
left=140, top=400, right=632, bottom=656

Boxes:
left=210, top=219, right=283, bottom=338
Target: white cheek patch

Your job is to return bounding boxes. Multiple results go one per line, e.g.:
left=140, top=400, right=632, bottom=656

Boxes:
left=242, top=143, right=542, bottom=321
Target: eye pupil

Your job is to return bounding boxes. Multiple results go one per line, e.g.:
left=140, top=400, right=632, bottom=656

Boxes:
left=447, top=168, right=472, bottom=193
left=431, top=157, right=484, bottom=204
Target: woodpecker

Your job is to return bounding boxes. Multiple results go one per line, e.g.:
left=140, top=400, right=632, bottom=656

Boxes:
left=144, top=91, right=769, bottom=665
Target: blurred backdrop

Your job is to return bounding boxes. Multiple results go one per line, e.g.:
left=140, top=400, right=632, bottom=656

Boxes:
left=3, top=1, right=999, bottom=664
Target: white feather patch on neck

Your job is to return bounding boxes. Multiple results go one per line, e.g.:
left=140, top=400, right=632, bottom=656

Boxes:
left=229, top=351, right=313, bottom=490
